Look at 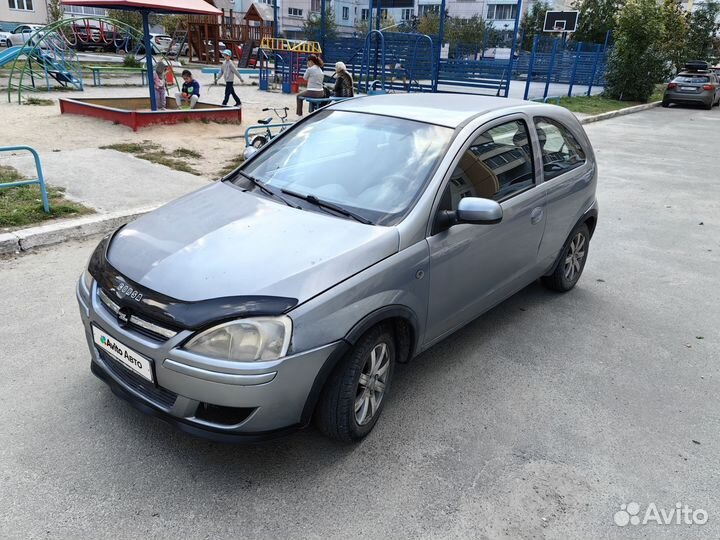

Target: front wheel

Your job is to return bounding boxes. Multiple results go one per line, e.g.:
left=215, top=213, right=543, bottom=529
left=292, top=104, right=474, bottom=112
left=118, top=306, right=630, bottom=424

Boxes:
left=316, top=325, right=395, bottom=442
left=250, top=135, right=267, bottom=149
left=541, top=223, right=590, bottom=292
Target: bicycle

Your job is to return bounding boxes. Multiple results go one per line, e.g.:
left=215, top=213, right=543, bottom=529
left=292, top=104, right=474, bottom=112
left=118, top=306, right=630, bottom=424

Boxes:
left=249, top=106, right=290, bottom=149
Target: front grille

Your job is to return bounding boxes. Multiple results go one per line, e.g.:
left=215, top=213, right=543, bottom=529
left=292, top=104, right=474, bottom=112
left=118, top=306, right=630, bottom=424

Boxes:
left=97, top=288, right=178, bottom=342
left=98, top=349, right=177, bottom=409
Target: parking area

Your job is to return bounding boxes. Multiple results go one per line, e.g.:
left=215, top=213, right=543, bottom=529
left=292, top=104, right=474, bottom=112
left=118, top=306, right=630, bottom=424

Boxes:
left=0, top=106, right=718, bottom=539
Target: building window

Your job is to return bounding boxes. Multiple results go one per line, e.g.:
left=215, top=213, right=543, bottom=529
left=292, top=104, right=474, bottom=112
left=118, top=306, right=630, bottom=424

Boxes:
left=361, top=8, right=369, bottom=20
left=311, top=0, right=321, bottom=12
left=288, top=7, right=303, bottom=17
left=342, top=6, right=349, bottom=20
left=487, top=4, right=518, bottom=20
left=64, top=5, right=106, bottom=15
left=418, top=4, right=440, bottom=16
left=401, top=8, right=412, bottom=20
left=9, top=0, right=34, bottom=10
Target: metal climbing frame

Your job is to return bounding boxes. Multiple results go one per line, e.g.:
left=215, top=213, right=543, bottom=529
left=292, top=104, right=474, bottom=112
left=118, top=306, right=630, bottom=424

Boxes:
left=7, top=17, right=167, bottom=104
left=258, top=38, right=322, bottom=94
left=0, top=146, right=50, bottom=213
left=358, top=31, right=437, bottom=94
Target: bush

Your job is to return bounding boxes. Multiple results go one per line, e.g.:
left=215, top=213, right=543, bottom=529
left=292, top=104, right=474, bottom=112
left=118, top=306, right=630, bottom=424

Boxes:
left=123, top=54, right=142, bottom=68
left=604, top=0, right=665, bottom=102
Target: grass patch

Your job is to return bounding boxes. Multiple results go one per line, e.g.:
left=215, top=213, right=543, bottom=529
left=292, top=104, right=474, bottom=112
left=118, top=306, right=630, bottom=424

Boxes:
left=172, top=147, right=202, bottom=159
left=217, top=154, right=245, bottom=177
left=24, top=97, right=54, bottom=106
left=555, top=85, right=665, bottom=115
left=0, top=165, right=92, bottom=229
left=100, top=141, right=200, bottom=175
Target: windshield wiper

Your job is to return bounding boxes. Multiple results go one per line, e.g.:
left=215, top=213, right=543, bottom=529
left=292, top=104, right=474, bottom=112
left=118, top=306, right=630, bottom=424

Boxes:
left=237, top=171, right=299, bottom=209
left=280, top=188, right=373, bottom=225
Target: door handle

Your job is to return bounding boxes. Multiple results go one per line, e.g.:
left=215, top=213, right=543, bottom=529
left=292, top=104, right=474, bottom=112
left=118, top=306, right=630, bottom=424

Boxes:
left=530, top=207, right=544, bottom=225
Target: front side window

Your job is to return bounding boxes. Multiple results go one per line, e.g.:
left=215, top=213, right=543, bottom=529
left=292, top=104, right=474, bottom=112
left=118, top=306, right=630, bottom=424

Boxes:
left=534, top=117, right=586, bottom=181
left=445, top=119, right=535, bottom=208
left=237, top=111, right=453, bottom=225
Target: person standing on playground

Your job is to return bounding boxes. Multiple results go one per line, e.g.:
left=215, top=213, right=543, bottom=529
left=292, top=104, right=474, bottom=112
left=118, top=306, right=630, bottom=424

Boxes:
left=154, top=61, right=168, bottom=110
left=296, top=54, right=325, bottom=117
left=220, top=49, right=244, bottom=107
left=333, top=62, right=354, bottom=98
left=175, top=70, right=200, bottom=109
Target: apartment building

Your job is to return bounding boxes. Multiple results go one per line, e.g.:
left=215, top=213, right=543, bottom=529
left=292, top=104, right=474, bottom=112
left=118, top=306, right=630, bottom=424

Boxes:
left=234, top=0, right=526, bottom=37
left=1, top=0, right=49, bottom=26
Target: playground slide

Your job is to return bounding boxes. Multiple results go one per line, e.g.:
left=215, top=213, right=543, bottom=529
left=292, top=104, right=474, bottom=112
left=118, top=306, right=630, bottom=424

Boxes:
left=0, top=46, right=24, bottom=68
left=30, top=49, right=81, bottom=86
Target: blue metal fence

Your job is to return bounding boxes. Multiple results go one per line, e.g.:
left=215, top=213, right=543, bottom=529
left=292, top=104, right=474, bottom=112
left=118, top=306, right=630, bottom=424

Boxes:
left=323, top=31, right=609, bottom=100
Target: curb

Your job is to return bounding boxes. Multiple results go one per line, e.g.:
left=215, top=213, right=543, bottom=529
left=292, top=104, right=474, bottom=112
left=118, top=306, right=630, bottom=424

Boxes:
left=0, top=205, right=159, bottom=256
left=580, top=101, right=662, bottom=124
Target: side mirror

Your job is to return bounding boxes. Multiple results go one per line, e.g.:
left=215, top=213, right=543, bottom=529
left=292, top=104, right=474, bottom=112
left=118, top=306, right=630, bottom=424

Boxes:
left=456, top=197, right=503, bottom=225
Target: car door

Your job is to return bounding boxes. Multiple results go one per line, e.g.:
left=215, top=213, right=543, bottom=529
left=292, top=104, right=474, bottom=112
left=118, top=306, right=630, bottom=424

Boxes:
left=532, top=116, right=594, bottom=268
left=424, top=115, right=547, bottom=346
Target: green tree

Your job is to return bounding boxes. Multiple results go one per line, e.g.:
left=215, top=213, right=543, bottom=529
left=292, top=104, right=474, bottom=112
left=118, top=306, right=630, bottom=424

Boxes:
left=520, top=1, right=549, bottom=50
left=417, top=12, right=440, bottom=37
left=573, top=0, right=624, bottom=44
left=158, top=15, right=187, bottom=36
left=686, top=1, right=720, bottom=62
left=660, top=0, right=689, bottom=74
left=303, top=8, right=338, bottom=42
left=605, top=0, right=665, bottom=101
left=47, top=0, right=64, bottom=23
left=355, top=13, right=404, bottom=36
left=446, top=15, right=492, bottom=48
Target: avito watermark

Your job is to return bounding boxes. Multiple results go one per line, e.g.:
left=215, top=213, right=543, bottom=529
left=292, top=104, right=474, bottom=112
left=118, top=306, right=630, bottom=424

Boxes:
left=614, top=502, right=708, bottom=526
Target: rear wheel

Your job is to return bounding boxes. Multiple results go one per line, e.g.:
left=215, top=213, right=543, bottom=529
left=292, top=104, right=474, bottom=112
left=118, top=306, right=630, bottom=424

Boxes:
left=541, top=223, right=590, bottom=292
left=316, top=325, right=395, bottom=442
left=661, top=99, right=670, bottom=108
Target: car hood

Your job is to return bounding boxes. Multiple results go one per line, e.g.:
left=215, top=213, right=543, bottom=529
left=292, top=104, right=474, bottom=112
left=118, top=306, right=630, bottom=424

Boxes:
left=107, top=182, right=399, bottom=304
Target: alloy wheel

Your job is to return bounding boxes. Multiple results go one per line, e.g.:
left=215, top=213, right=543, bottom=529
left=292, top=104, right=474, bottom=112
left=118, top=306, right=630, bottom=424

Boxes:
left=563, top=231, right=586, bottom=282
left=354, top=342, right=390, bottom=426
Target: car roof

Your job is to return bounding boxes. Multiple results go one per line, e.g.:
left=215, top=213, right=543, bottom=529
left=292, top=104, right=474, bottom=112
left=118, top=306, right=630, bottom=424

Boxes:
left=330, top=93, right=539, bottom=129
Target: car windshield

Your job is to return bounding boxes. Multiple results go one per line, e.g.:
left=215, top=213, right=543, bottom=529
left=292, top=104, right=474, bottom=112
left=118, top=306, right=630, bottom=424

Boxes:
left=236, top=110, right=453, bottom=225
left=675, top=75, right=710, bottom=83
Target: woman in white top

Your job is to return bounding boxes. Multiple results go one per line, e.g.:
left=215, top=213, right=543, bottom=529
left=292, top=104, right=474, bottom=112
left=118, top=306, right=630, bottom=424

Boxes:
left=296, top=54, right=326, bottom=116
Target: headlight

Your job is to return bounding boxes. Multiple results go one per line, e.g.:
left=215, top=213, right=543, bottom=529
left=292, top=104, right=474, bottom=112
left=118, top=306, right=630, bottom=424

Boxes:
left=82, top=269, right=93, bottom=292
left=184, top=316, right=292, bottom=362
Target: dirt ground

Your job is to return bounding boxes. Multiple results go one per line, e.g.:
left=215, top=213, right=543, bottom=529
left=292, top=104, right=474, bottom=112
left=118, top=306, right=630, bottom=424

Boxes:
left=0, top=71, right=298, bottom=180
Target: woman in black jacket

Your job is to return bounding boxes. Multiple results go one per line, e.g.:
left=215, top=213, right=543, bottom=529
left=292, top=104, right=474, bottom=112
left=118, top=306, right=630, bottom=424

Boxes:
left=333, top=62, right=354, bottom=98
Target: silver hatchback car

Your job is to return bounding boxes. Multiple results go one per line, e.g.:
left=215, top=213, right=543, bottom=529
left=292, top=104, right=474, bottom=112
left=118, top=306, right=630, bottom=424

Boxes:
left=76, top=94, right=598, bottom=442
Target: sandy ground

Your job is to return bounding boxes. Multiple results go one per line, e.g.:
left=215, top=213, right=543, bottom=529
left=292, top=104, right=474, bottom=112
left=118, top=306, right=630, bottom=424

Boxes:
left=0, top=70, right=298, bottom=180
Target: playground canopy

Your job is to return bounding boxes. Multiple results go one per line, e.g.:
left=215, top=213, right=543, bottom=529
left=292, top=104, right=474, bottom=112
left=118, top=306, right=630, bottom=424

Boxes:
left=61, top=0, right=222, bottom=110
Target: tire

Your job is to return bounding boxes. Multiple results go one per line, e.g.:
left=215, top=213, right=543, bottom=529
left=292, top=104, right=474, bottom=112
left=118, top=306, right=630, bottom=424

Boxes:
left=661, top=100, right=670, bottom=108
left=541, top=223, right=591, bottom=292
left=315, top=325, right=395, bottom=442
left=251, top=135, right=267, bottom=149
left=705, top=101, right=713, bottom=110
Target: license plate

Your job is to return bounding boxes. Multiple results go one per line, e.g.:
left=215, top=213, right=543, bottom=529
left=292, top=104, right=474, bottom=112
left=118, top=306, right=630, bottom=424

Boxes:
left=92, top=326, right=154, bottom=383
left=680, top=86, right=695, bottom=91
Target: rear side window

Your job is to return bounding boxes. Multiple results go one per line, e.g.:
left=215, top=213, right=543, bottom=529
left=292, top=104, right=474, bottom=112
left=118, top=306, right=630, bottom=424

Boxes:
left=534, top=117, right=586, bottom=181
left=447, top=119, right=535, bottom=205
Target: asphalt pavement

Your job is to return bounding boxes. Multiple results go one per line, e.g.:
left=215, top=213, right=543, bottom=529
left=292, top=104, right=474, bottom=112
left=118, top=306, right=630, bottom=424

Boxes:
left=0, top=105, right=718, bottom=539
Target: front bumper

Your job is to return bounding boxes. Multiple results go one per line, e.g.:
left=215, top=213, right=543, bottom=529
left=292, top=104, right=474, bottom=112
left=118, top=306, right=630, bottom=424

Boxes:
left=76, top=278, right=342, bottom=441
